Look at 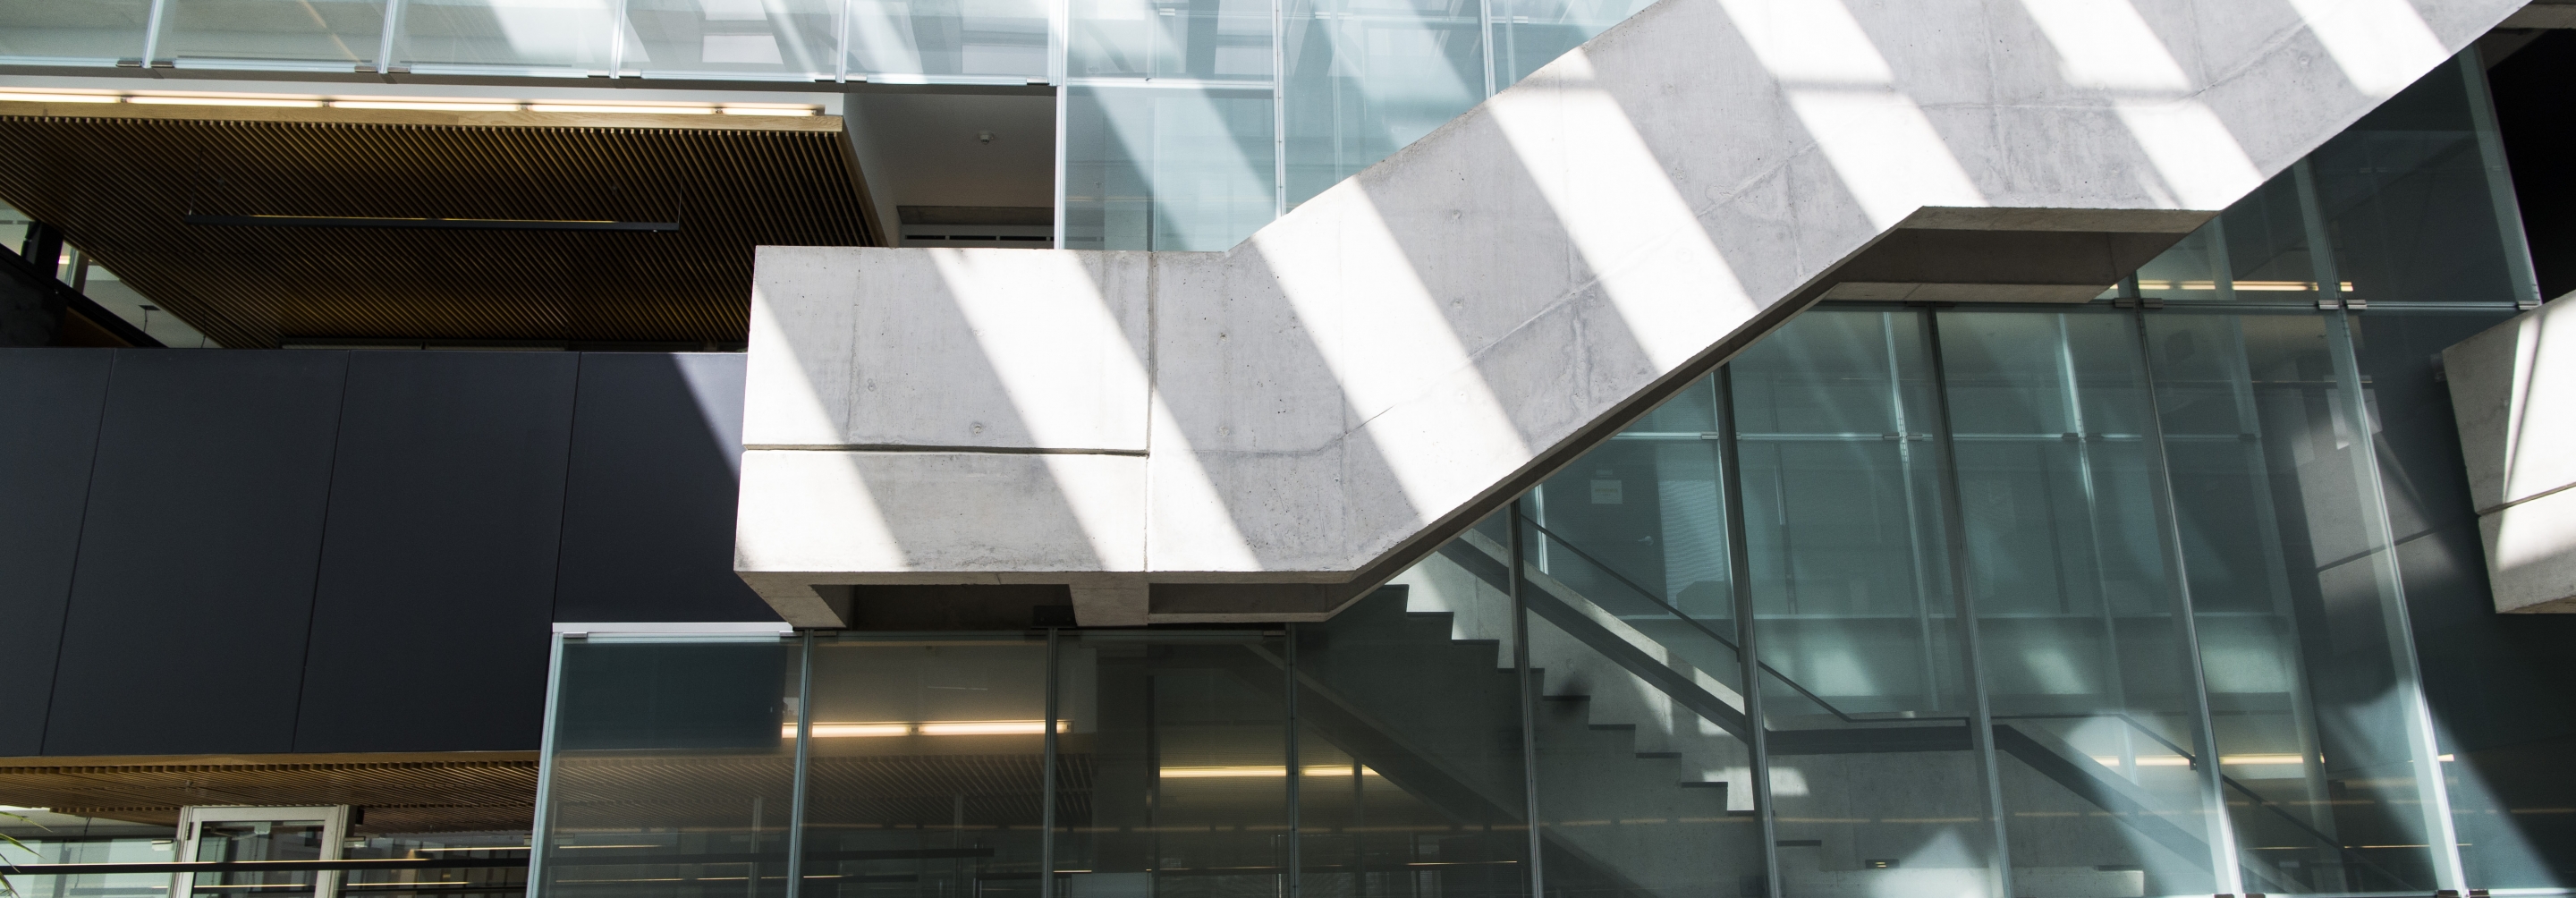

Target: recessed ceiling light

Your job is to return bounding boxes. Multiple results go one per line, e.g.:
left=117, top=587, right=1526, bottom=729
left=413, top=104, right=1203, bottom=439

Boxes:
left=527, top=103, right=716, bottom=115
left=330, top=100, right=521, bottom=112
left=129, top=96, right=324, bottom=108
left=0, top=91, right=121, bottom=104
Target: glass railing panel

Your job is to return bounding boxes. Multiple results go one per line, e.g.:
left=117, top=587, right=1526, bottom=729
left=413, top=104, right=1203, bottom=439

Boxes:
left=1487, top=0, right=1648, bottom=89
left=849, top=0, right=1050, bottom=80
left=1061, top=82, right=1276, bottom=250
left=162, top=0, right=386, bottom=69
left=620, top=0, right=842, bottom=80
left=397, top=0, right=621, bottom=74
left=341, top=832, right=532, bottom=898
left=1280, top=0, right=1487, bottom=209
left=2145, top=309, right=2447, bottom=894
left=1295, top=583, right=1530, bottom=898
left=535, top=635, right=800, bottom=898
left=0, top=832, right=179, bottom=898
left=1051, top=631, right=1293, bottom=898
left=0, top=0, right=151, bottom=63
left=1934, top=309, right=2224, bottom=897
left=801, top=637, right=1050, bottom=898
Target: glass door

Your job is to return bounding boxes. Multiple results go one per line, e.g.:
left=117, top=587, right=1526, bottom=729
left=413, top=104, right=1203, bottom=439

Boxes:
left=173, top=806, right=351, bottom=898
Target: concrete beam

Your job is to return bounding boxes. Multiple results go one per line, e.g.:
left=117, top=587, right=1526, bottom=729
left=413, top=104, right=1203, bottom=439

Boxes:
left=741, top=0, right=2528, bottom=625
left=2445, top=297, right=2576, bottom=613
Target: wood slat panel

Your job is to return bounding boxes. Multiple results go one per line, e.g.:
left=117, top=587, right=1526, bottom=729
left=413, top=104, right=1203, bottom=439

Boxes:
left=0, top=102, right=881, bottom=348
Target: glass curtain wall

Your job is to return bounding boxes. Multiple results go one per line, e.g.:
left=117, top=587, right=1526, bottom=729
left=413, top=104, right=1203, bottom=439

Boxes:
left=531, top=49, right=2538, bottom=898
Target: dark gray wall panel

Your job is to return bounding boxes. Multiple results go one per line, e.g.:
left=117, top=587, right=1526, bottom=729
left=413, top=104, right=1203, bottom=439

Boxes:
left=555, top=352, right=777, bottom=623
left=0, top=350, right=114, bottom=756
left=292, top=352, right=579, bottom=753
left=44, top=350, right=349, bottom=756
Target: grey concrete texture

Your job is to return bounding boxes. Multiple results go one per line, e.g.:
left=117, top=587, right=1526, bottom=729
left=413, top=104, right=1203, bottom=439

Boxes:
left=741, top=0, right=2529, bottom=626
left=2445, top=296, right=2576, bottom=613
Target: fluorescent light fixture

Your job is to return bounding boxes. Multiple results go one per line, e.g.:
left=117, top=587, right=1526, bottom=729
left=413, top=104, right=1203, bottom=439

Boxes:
left=805, top=723, right=910, bottom=738
left=129, top=95, right=324, bottom=108
left=527, top=103, right=716, bottom=115
left=720, top=106, right=818, bottom=116
left=2134, top=279, right=2354, bottom=292
left=0, top=91, right=121, bottom=104
left=1158, top=766, right=1381, bottom=779
left=331, top=100, right=521, bottom=112
left=792, top=720, right=1070, bottom=738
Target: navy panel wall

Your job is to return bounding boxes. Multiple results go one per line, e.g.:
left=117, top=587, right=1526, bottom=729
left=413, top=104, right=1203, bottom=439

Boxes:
left=44, top=351, right=350, bottom=756
left=292, top=352, right=580, bottom=753
left=0, top=351, right=114, bottom=756
left=555, top=353, right=777, bottom=623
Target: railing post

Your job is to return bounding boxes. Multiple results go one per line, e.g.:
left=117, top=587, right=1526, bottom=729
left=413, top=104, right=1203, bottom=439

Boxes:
left=1717, top=365, right=1782, bottom=898
left=1510, top=500, right=1545, bottom=898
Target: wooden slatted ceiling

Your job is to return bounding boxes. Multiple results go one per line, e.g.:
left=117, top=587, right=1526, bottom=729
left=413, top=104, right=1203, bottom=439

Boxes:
left=0, top=101, right=883, bottom=349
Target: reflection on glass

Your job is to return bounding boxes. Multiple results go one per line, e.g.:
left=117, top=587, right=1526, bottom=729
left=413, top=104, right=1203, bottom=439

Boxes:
left=0, top=0, right=153, bottom=62
left=1296, top=581, right=1530, bottom=898
left=1936, top=311, right=2223, bottom=896
left=1281, top=0, right=1485, bottom=208
left=621, top=0, right=841, bottom=78
left=163, top=0, right=386, bottom=65
left=800, top=639, right=1051, bottom=898
left=342, top=829, right=533, bottom=898
left=2146, top=311, right=2450, bottom=893
left=848, top=0, right=1048, bottom=79
left=1062, top=84, right=1276, bottom=250
left=1726, top=310, right=2003, bottom=898
left=1488, top=0, right=1648, bottom=89
left=538, top=638, right=800, bottom=898
left=191, top=820, right=330, bottom=898
left=1053, top=632, right=1292, bottom=898
left=399, top=0, right=621, bottom=72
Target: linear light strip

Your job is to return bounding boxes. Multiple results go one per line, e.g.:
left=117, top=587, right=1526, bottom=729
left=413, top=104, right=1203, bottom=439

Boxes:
left=0, top=90, right=817, bottom=116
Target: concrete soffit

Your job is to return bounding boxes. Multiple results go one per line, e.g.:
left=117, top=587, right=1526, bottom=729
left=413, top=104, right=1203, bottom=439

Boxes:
left=735, top=0, right=2530, bottom=629
left=2445, top=296, right=2576, bottom=614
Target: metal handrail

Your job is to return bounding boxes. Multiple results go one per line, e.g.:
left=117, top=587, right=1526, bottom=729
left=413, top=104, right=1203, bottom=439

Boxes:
left=1521, top=520, right=1930, bottom=727
left=1520, top=521, right=2391, bottom=881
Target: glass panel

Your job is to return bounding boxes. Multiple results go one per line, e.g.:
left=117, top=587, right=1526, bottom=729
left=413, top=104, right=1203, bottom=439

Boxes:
left=193, top=821, right=329, bottom=898
left=1934, top=310, right=2224, bottom=896
left=1050, top=632, right=1292, bottom=898
left=79, top=256, right=215, bottom=349
left=162, top=0, right=386, bottom=65
left=1517, top=520, right=1767, bottom=898
left=1531, top=375, right=1735, bottom=639
left=1280, top=0, right=1485, bottom=209
left=342, top=828, right=534, bottom=898
left=2145, top=310, right=2445, bottom=893
left=798, top=638, right=1052, bottom=898
left=1062, top=83, right=1275, bottom=250
left=1487, top=0, right=1647, bottom=89
left=1070, top=0, right=1274, bottom=82
left=0, top=0, right=152, bottom=62
left=399, top=0, right=621, bottom=72
left=537, top=638, right=801, bottom=898
left=2304, top=56, right=2520, bottom=306
left=1300, top=573, right=1531, bottom=898
left=2346, top=309, right=2568, bottom=889
left=1727, top=309, right=2003, bottom=898
left=848, top=0, right=1050, bottom=79
left=620, top=0, right=841, bottom=78
left=0, top=819, right=174, bottom=898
